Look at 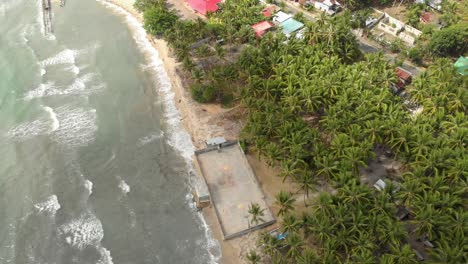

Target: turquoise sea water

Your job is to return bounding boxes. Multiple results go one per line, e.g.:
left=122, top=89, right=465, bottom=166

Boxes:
left=0, top=0, right=220, bottom=263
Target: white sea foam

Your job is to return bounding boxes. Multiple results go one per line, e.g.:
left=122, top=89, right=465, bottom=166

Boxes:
left=137, top=131, right=164, bottom=147
left=42, top=106, right=60, bottom=131
left=7, top=118, right=50, bottom=141
left=40, top=49, right=77, bottom=67
left=65, top=65, right=80, bottom=75
left=84, top=179, right=93, bottom=195
left=34, top=195, right=61, bottom=216
left=118, top=180, right=130, bottom=194
left=96, top=2, right=221, bottom=263
left=97, top=247, right=114, bottom=264
left=60, top=213, right=104, bottom=250
left=52, top=106, right=98, bottom=147
left=24, top=73, right=103, bottom=100
left=45, top=34, right=56, bottom=41
left=24, top=81, right=56, bottom=100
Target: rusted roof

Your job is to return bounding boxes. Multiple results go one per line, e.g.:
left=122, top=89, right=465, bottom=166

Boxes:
left=420, top=12, right=433, bottom=23
left=251, top=21, right=274, bottom=37
left=396, top=67, right=412, bottom=81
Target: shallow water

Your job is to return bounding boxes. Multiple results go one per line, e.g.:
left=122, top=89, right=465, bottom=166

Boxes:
left=0, top=0, right=220, bottom=263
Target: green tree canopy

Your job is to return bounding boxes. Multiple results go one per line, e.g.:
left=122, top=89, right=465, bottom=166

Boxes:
left=428, top=23, right=468, bottom=57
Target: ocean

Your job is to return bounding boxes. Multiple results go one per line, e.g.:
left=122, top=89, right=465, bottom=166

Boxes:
left=0, top=0, right=220, bottom=263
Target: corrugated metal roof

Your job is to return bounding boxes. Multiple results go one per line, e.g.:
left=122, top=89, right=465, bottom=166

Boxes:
left=279, top=18, right=304, bottom=35
left=251, top=21, right=274, bottom=37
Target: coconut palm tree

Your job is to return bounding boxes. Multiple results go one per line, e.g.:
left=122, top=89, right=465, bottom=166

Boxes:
left=246, top=250, right=261, bottom=264
left=275, top=190, right=296, bottom=217
left=384, top=244, right=418, bottom=264
left=285, top=232, right=304, bottom=260
left=281, top=213, right=300, bottom=234
left=296, top=248, right=320, bottom=264
left=296, top=172, right=317, bottom=205
left=248, top=203, right=265, bottom=226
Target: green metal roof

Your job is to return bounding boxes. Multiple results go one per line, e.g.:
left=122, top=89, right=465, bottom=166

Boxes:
left=454, top=56, right=468, bottom=76
left=279, top=18, right=304, bottom=35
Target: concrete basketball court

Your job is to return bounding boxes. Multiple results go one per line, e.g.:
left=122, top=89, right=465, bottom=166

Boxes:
left=195, top=143, right=275, bottom=240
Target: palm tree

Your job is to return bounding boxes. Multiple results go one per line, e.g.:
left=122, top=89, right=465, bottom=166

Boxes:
left=296, top=172, right=317, bottom=205
left=258, top=232, right=279, bottom=256
left=285, top=232, right=304, bottom=260
left=431, top=239, right=466, bottom=263
left=310, top=192, right=335, bottom=217
left=275, top=190, right=296, bottom=217
left=248, top=203, right=265, bottom=226
left=246, top=250, right=261, bottom=264
left=385, top=244, right=418, bottom=264
left=281, top=213, right=300, bottom=234
left=296, top=248, right=320, bottom=264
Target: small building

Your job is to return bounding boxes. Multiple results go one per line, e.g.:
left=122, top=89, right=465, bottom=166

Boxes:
left=262, top=5, right=278, bottom=18
left=393, top=67, right=413, bottom=93
left=273, top=11, right=292, bottom=24
left=187, top=0, right=222, bottom=16
left=279, top=18, right=304, bottom=37
left=376, top=11, right=422, bottom=46
left=415, top=0, right=442, bottom=11
left=420, top=12, right=434, bottom=24
left=454, top=56, right=468, bottom=76
left=251, top=21, right=274, bottom=38
left=314, top=0, right=341, bottom=16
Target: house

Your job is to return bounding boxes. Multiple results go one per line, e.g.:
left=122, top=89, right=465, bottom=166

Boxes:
left=313, top=0, right=341, bottom=15
left=376, top=11, right=422, bottom=46
left=415, top=0, right=442, bottom=11
left=393, top=67, right=413, bottom=93
left=251, top=21, right=274, bottom=37
left=273, top=11, right=292, bottom=24
left=454, top=56, right=468, bottom=76
left=187, top=0, right=222, bottom=16
left=279, top=18, right=304, bottom=37
left=420, top=12, right=434, bottom=24
left=262, top=5, right=278, bottom=18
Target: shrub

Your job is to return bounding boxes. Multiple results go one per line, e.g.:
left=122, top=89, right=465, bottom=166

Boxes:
left=390, top=39, right=404, bottom=53
left=221, top=93, right=234, bottom=107
left=408, top=47, right=423, bottom=65
left=143, top=6, right=178, bottom=36
left=428, top=23, right=468, bottom=57
left=191, top=84, right=216, bottom=103
left=134, top=0, right=164, bottom=12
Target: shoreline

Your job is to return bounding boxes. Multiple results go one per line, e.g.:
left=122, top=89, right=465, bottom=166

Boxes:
left=98, top=0, right=249, bottom=263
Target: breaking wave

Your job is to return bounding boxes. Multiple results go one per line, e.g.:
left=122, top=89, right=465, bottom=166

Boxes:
left=33, top=195, right=61, bottom=216
left=59, top=213, right=104, bottom=250
left=24, top=73, right=103, bottom=100
left=42, top=106, right=60, bottom=131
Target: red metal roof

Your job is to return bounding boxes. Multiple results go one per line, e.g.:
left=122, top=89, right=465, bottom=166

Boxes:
left=396, top=67, right=412, bottom=81
left=420, top=12, right=433, bottom=23
left=251, top=21, right=274, bottom=37
left=187, top=0, right=221, bottom=15
left=262, top=9, right=272, bottom=17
